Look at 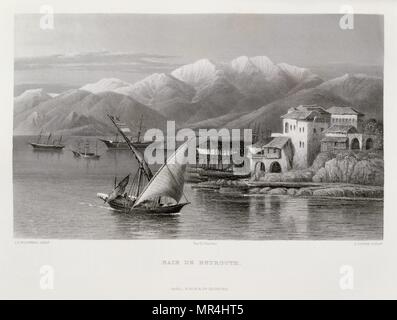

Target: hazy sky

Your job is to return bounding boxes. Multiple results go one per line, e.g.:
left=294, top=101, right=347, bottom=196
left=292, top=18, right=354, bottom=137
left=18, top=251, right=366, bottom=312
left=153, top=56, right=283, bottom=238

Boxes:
left=15, top=14, right=384, bottom=87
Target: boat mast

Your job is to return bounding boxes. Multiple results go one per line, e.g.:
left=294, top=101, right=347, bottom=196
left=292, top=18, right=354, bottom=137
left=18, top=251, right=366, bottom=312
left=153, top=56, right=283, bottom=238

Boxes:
left=137, top=114, right=144, bottom=143
left=107, top=114, right=153, bottom=180
left=84, top=140, right=89, bottom=156
left=37, top=130, right=43, bottom=143
left=135, top=168, right=143, bottom=197
left=46, top=133, right=52, bottom=145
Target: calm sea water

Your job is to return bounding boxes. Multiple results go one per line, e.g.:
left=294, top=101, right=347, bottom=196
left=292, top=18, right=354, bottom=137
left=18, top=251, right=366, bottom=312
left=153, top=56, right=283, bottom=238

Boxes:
left=13, top=136, right=383, bottom=240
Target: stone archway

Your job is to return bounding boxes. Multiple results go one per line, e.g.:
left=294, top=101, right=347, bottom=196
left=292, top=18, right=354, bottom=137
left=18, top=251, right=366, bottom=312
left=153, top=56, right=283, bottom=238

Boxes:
left=351, top=138, right=360, bottom=150
left=270, top=161, right=282, bottom=173
left=255, top=161, right=266, bottom=173
left=365, top=138, right=373, bottom=150
left=254, top=161, right=266, bottom=180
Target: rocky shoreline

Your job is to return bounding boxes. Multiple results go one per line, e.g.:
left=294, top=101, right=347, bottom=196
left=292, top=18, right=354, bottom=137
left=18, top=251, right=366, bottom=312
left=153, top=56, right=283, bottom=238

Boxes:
left=191, top=179, right=383, bottom=199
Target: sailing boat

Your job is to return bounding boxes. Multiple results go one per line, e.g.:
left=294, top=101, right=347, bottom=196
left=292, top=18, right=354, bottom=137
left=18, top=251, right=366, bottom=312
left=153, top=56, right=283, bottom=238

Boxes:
left=97, top=115, right=190, bottom=214
left=97, top=174, right=136, bottom=211
left=29, top=130, right=65, bottom=151
left=98, top=114, right=152, bottom=150
left=72, top=140, right=101, bottom=160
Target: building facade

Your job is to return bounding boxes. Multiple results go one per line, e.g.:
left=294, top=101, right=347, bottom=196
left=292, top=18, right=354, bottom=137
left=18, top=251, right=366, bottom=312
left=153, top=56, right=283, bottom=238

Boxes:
left=281, top=105, right=330, bottom=168
left=327, top=106, right=365, bottom=131
left=320, top=125, right=377, bottom=152
left=249, top=105, right=380, bottom=176
left=249, top=136, right=293, bottom=178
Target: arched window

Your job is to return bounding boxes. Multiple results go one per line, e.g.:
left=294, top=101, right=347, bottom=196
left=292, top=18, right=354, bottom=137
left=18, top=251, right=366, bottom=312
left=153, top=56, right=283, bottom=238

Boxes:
left=285, top=122, right=289, bottom=133
left=351, top=138, right=360, bottom=150
left=270, top=162, right=282, bottom=173
left=255, top=162, right=266, bottom=173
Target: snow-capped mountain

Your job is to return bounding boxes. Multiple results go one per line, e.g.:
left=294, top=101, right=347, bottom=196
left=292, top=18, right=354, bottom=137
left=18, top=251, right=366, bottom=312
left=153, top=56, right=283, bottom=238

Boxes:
left=224, top=56, right=289, bottom=104
left=14, top=55, right=382, bottom=135
left=118, top=73, right=195, bottom=109
left=80, top=78, right=132, bottom=94
left=171, top=59, right=222, bottom=93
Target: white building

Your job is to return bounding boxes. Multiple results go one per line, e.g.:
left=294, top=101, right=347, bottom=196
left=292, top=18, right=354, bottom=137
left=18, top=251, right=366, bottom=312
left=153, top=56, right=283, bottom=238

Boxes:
left=249, top=105, right=380, bottom=177
left=327, top=106, right=365, bottom=130
left=280, top=105, right=330, bottom=168
left=249, top=136, right=293, bottom=177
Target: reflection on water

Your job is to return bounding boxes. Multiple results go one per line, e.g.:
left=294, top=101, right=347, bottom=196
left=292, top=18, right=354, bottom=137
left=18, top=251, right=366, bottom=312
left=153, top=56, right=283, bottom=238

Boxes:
left=13, top=136, right=383, bottom=240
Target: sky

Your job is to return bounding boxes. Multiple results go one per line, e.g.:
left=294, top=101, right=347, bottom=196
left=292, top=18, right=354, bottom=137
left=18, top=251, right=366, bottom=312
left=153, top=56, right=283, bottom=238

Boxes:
left=14, top=14, right=384, bottom=89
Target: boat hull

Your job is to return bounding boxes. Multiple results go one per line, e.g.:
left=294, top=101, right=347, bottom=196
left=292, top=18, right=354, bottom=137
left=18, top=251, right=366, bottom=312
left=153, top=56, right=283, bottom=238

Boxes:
left=97, top=193, right=135, bottom=211
left=81, top=154, right=100, bottom=160
left=29, top=143, right=65, bottom=150
left=130, top=203, right=189, bottom=214
left=72, top=150, right=100, bottom=159
left=97, top=193, right=187, bottom=214
left=199, top=169, right=251, bottom=180
left=99, top=139, right=151, bottom=150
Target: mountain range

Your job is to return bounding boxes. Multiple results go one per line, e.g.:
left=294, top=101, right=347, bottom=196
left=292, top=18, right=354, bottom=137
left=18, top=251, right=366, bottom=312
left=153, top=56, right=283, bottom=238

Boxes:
left=14, top=56, right=383, bottom=136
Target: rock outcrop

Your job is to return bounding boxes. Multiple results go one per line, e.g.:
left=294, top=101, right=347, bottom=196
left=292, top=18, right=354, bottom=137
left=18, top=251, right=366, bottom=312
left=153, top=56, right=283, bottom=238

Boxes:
left=256, top=170, right=315, bottom=183
left=312, top=151, right=383, bottom=186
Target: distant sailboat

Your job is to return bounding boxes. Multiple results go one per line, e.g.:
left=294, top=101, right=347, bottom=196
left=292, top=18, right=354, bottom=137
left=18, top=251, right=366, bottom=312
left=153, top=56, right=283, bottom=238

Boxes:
left=99, top=114, right=152, bottom=150
left=97, top=114, right=190, bottom=214
left=72, top=140, right=101, bottom=160
left=29, top=130, right=65, bottom=151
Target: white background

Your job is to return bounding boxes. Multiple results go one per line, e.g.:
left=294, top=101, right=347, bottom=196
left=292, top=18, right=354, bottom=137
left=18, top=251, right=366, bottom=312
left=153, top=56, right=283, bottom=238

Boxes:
left=0, top=0, right=396, bottom=299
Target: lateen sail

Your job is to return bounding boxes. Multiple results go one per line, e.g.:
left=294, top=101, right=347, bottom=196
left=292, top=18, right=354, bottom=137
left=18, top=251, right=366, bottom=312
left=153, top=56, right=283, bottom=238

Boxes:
left=107, top=174, right=130, bottom=202
left=133, top=141, right=190, bottom=207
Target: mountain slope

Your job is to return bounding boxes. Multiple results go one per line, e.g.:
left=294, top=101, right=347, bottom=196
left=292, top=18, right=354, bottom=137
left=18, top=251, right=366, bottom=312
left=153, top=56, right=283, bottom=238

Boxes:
left=224, top=88, right=352, bottom=132
left=224, top=73, right=383, bottom=133
left=14, top=90, right=167, bottom=136
left=14, top=88, right=52, bottom=115
left=14, top=56, right=382, bottom=136
left=115, top=73, right=198, bottom=123
left=278, top=63, right=323, bottom=94
left=224, top=56, right=289, bottom=103
left=116, top=73, right=195, bottom=108
left=170, top=59, right=247, bottom=123
left=317, top=74, right=383, bottom=119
